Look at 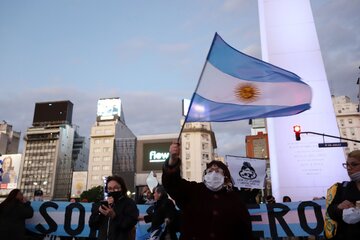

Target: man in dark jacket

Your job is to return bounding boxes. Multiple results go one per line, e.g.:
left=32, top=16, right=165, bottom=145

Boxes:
left=162, top=143, right=254, bottom=240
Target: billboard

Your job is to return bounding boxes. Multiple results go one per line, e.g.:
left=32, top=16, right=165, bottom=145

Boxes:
left=70, top=171, right=88, bottom=198
left=0, top=154, right=21, bottom=189
left=142, top=142, right=172, bottom=171
left=33, top=101, right=73, bottom=126
left=97, top=98, right=121, bottom=118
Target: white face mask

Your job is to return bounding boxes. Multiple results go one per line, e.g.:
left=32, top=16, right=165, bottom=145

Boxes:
left=204, top=171, right=224, bottom=191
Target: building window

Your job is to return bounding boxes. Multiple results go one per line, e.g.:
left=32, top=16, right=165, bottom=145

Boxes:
left=103, top=166, right=111, bottom=171
left=185, top=142, right=190, bottom=150
left=348, top=119, right=353, bottom=124
left=184, top=134, right=190, bottom=140
left=92, top=166, right=100, bottom=171
left=104, top=129, right=113, bottom=135
left=202, top=143, right=209, bottom=150
left=93, top=157, right=101, bottom=162
left=94, top=139, right=102, bottom=144
left=94, top=148, right=101, bottom=153
left=201, top=134, right=209, bottom=141
left=202, top=153, right=209, bottom=161
left=103, top=156, right=111, bottom=161
left=340, top=119, right=344, bottom=126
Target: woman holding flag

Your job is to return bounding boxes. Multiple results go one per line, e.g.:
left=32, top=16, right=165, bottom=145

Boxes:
left=162, top=142, right=254, bottom=240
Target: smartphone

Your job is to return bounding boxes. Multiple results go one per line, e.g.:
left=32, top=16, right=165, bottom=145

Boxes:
left=100, top=200, right=109, bottom=208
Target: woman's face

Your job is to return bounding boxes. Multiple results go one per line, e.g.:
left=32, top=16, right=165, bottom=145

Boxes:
left=107, top=180, right=121, bottom=192
left=345, top=157, right=360, bottom=176
left=2, top=158, right=12, bottom=171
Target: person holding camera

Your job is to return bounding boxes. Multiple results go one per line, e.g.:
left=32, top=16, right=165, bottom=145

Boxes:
left=89, top=175, right=139, bottom=240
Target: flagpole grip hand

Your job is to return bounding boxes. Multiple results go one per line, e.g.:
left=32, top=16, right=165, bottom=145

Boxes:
left=169, top=142, right=180, bottom=166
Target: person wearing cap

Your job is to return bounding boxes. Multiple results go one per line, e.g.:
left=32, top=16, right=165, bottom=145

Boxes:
left=162, top=143, right=253, bottom=240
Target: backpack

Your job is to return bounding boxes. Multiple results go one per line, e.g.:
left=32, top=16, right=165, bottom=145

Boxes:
left=324, top=181, right=349, bottom=239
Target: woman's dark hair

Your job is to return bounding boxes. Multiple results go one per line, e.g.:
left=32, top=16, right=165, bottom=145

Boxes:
left=0, top=188, right=21, bottom=211
left=106, top=175, right=128, bottom=197
left=154, top=185, right=168, bottom=200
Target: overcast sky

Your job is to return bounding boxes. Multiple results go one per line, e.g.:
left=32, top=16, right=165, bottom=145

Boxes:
left=0, top=0, right=359, bottom=157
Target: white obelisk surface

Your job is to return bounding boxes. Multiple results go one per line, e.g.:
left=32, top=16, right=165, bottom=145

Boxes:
left=258, top=0, right=348, bottom=201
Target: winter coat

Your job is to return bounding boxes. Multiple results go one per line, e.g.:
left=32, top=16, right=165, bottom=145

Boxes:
left=89, top=196, right=139, bottom=240
left=327, top=181, right=360, bottom=240
left=144, top=197, right=179, bottom=240
left=0, top=200, right=34, bottom=240
left=162, top=158, right=254, bottom=240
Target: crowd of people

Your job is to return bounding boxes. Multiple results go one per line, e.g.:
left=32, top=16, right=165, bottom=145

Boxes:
left=0, top=145, right=360, bottom=239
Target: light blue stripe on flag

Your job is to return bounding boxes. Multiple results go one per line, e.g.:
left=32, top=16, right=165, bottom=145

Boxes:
left=186, top=33, right=312, bottom=122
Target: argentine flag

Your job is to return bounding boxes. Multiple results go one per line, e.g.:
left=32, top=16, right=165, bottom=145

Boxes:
left=186, top=33, right=312, bottom=122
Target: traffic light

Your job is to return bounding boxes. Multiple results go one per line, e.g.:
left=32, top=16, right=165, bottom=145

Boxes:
left=293, top=125, right=301, bottom=141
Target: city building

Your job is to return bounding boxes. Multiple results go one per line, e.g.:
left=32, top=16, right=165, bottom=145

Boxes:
left=246, top=119, right=271, bottom=199
left=332, top=95, right=360, bottom=155
left=19, top=100, right=79, bottom=200
left=86, top=98, right=136, bottom=194
left=245, top=132, right=269, bottom=159
left=72, top=131, right=89, bottom=172
left=180, top=121, right=217, bottom=182
left=0, top=120, right=20, bottom=155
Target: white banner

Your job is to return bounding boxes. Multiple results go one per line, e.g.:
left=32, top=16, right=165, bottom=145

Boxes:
left=226, top=155, right=266, bottom=189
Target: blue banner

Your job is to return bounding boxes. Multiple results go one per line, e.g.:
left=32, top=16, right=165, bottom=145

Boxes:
left=26, top=200, right=326, bottom=238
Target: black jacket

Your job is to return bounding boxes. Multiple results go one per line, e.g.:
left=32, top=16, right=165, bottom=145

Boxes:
left=162, top=158, right=254, bottom=240
left=0, top=200, right=34, bottom=240
left=327, top=181, right=360, bottom=240
left=144, top=197, right=179, bottom=240
left=89, top=197, right=139, bottom=240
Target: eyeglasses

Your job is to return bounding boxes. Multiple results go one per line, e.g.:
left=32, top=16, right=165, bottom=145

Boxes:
left=342, top=162, right=360, bottom=169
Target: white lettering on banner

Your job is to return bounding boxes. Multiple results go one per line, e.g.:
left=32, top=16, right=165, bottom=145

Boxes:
left=149, top=151, right=169, bottom=162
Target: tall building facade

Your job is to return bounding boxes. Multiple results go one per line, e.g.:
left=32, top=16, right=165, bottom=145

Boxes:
left=19, top=101, right=77, bottom=200
left=0, top=120, right=20, bottom=154
left=332, top=95, right=360, bottom=155
left=180, top=121, right=217, bottom=182
left=72, top=132, right=89, bottom=172
left=87, top=98, right=136, bottom=193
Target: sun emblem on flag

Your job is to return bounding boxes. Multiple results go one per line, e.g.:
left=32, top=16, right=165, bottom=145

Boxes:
left=234, top=83, right=260, bottom=103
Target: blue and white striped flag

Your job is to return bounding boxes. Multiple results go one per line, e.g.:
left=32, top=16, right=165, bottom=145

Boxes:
left=185, top=33, right=312, bottom=122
